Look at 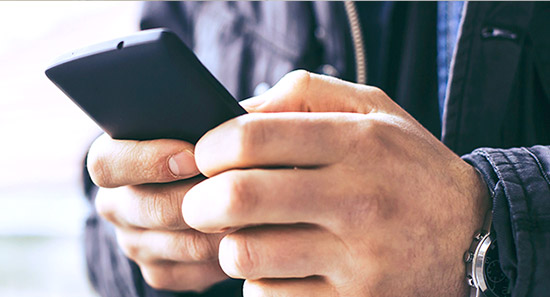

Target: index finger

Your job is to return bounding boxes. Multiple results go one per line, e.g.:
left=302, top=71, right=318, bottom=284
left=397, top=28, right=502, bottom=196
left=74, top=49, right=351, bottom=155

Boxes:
left=194, top=112, right=365, bottom=177
left=195, top=70, right=397, bottom=177
left=87, top=134, right=199, bottom=188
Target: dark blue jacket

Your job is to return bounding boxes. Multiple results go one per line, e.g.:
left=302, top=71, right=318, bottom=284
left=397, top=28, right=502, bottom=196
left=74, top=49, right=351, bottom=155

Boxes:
left=84, top=2, right=550, bottom=296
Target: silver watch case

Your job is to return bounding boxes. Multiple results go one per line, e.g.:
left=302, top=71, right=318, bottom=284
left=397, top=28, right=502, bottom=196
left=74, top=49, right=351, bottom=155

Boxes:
left=464, top=209, right=494, bottom=297
left=465, top=231, right=493, bottom=297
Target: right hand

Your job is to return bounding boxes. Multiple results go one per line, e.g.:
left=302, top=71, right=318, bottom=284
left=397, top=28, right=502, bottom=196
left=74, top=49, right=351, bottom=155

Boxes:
left=87, top=134, right=229, bottom=292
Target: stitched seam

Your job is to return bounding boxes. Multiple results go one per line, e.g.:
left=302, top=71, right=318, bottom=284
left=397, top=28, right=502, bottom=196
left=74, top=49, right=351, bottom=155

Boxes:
left=502, top=152, right=532, bottom=228
left=523, top=147, right=550, bottom=187
left=475, top=150, right=529, bottom=233
left=475, top=149, right=536, bottom=294
left=501, top=150, right=536, bottom=296
left=474, top=150, right=502, bottom=196
left=476, top=150, right=519, bottom=236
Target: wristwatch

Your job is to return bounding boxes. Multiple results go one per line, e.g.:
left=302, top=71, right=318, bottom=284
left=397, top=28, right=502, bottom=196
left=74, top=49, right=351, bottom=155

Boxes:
left=464, top=209, right=511, bottom=297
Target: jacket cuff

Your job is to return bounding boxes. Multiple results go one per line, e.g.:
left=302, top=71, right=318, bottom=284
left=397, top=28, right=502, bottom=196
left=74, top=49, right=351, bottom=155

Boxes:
left=462, top=146, right=550, bottom=297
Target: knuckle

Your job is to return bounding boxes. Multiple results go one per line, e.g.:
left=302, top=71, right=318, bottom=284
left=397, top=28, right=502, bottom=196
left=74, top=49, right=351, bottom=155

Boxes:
left=362, top=121, right=383, bottom=144
left=282, top=69, right=312, bottom=91
left=364, top=85, right=394, bottom=111
left=156, top=200, right=183, bottom=230
left=88, top=136, right=180, bottom=188
left=236, top=115, right=269, bottom=161
left=355, top=120, right=386, bottom=153
left=133, top=145, right=168, bottom=181
left=87, top=151, right=113, bottom=188
left=225, top=173, right=256, bottom=218
left=344, top=122, right=391, bottom=170
left=140, top=265, right=177, bottom=291
left=334, top=190, right=381, bottom=232
left=367, top=85, right=385, bottom=96
left=279, top=70, right=312, bottom=106
left=116, top=231, right=143, bottom=261
left=365, top=86, right=388, bottom=103
left=182, top=232, right=217, bottom=262
left=141, top=191, right=183, bottom=229
left=226, top=234, right=257, bottom=277
left=94, top=190, right=118, bottom=224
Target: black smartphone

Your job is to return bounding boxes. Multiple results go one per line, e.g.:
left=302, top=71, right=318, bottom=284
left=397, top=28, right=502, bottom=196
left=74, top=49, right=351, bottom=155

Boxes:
left=45, top=28, right=246, bottom=143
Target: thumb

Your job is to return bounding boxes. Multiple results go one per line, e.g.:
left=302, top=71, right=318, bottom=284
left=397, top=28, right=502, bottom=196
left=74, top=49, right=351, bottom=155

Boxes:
left=241, top=70, right=381, bottom=114
left=238, top=89, right=292, bottom=113
left=239, top=70, right=315, bottom=113
left=239, top=95, right=269, bottom=112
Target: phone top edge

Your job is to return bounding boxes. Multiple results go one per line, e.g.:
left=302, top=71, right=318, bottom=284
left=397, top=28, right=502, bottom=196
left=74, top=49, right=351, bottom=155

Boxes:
left=45, top=28, right=171, bottom=71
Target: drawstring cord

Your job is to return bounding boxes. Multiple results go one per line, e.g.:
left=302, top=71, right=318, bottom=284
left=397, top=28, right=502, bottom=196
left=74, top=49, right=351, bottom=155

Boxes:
left=344, top=1, right=367, bottom=85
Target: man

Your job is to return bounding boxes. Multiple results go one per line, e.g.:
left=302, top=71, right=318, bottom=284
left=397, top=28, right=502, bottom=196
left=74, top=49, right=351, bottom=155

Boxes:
left=83, top=2, right=550, bottom=297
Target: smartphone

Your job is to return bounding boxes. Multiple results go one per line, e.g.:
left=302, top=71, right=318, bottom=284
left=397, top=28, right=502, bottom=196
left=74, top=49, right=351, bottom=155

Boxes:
left=45, top=28, right=247, bottom=143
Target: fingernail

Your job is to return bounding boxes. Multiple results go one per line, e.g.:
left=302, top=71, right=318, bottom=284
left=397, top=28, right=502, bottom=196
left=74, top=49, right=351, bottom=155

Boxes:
left=239, top=95, right=268, bottom=111
left=168, top=150, right=199, bottom=177
left=218, top=237, right=242, bottom=278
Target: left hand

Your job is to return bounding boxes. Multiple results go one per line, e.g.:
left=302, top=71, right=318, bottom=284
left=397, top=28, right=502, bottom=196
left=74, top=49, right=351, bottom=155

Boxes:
left=182, top=70, right=490, bottom=296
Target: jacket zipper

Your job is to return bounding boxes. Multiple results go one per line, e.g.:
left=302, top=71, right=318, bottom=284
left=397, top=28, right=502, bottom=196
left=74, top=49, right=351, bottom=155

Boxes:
left=344, top=1, right=367, bottom=85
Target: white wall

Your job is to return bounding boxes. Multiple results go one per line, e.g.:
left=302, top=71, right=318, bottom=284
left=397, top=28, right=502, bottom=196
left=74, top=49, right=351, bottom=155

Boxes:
left=0, top=2, right=141, bottom=296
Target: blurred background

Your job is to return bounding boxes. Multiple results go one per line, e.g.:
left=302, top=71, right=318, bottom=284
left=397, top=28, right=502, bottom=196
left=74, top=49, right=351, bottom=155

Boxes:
left=0, top=2, right=141, bottom=296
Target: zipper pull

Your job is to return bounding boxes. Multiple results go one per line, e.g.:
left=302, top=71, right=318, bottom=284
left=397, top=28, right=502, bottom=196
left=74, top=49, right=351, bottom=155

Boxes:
left=481, top=27, right=518, bottom=40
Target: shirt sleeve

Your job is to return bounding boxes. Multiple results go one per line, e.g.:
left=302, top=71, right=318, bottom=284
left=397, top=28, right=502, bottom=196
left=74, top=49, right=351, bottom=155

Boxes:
left=462, top=145, right=550, bottom=297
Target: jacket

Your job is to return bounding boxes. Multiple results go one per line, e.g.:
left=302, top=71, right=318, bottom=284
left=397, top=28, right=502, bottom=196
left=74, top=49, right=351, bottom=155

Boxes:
left=84, top=2, right=550, bottom=296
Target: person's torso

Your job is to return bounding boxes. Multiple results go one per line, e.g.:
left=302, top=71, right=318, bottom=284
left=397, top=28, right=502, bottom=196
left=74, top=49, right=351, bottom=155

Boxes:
left=140, top=1, right=550, bottom=155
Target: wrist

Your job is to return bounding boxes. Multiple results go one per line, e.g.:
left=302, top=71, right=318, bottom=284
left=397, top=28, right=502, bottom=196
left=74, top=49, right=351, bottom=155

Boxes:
left=470, top=166, right=492, bottom=229
left=451, top=161, right=493, bottom=296
left=462, top=167, right=511, bottom=297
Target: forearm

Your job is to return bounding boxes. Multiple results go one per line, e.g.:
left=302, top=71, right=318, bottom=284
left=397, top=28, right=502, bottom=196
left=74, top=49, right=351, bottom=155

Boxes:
left=463, top=145, right=550, bottom=296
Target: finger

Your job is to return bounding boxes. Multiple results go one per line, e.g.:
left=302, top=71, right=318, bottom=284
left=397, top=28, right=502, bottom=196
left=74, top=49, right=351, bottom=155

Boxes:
left=182, top=168, right=342, bottom=232
left=87, top=134, right=199, bottom=188
left=195, top=112, right=366, bottom=176
left=96, top=178, right=203, bottom=230
left=240, top=70, right=385, bottom=114
left=116, top=228, right=224, bottom=263
left=139, top=261, right=228, bottom=292
left=218, top=224, right=346, bottom=280
left=243, top=276, right=335, bottom=297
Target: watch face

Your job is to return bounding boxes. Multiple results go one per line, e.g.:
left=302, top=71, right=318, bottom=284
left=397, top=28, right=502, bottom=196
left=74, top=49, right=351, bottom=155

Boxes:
left=483, top=237, right=511, bottom=297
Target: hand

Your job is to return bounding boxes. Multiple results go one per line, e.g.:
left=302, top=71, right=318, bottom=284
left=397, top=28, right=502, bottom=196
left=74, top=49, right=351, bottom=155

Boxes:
left=183, top=70, right=491, bottom=296
left=87, top=135, right=229, bottom=292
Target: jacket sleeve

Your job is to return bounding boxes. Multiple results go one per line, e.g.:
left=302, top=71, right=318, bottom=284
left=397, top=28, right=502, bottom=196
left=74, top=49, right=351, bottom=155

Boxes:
left=463, top=145, right=550, bottom=297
